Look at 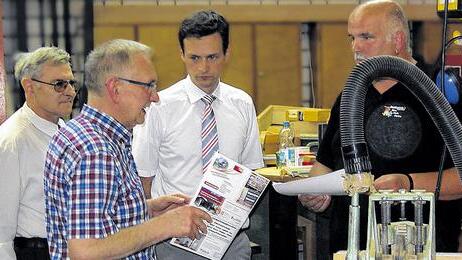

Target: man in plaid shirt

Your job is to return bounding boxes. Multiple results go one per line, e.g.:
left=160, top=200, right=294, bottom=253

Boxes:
left=44, top=39, right=212, bottom=259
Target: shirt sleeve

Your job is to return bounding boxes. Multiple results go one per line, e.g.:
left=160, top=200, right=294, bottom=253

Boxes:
left=316, top=94, right=341, bottom=170
left=0, top=139, right=20, bottom=260
left=240, top=100, right=264, bottom=170
left=132, top=105, right=161, bottom=178
left=67, top=152, right=120, bottom=239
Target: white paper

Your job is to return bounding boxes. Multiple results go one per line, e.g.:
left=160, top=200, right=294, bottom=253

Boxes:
left=272, top=168, right=346, bottom=196
left=170, top=152, right=270, bottom=260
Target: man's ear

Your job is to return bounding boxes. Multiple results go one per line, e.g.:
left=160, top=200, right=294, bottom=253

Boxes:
left=180, top=47, right=186, bottom=62
left=21, top=78, right=34, bottom=96
left=105, top=77, right=121, bottom=103
left=224, top=47, right=231, bottom=62
left=394, top=30, right=406, bottom=54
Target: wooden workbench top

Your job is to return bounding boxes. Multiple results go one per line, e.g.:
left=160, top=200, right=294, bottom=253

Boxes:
left=256, top=167, right=306, bottom=182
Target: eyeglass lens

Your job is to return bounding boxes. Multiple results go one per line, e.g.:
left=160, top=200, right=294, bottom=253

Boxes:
left=54, top=80, right=78, bottom=92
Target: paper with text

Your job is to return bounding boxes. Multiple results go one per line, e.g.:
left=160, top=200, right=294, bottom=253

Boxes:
left=170, top=152, right=270, bottom=260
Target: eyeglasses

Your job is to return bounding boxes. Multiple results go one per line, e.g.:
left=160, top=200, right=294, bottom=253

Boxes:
left=31, top=78, right=79, bottom=93
left=117, top=77, right=157, bottom=92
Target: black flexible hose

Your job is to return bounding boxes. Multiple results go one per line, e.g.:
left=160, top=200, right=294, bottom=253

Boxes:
left=340, top=55, right=462, bottom=181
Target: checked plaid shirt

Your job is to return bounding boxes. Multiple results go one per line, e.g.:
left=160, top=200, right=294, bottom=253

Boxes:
left=44, top=104, right=152, bottom=259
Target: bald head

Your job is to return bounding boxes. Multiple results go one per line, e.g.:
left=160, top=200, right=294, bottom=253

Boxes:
left=347, top=0, right=413, bottom=65
left=350, top=0, right=411, bottom=54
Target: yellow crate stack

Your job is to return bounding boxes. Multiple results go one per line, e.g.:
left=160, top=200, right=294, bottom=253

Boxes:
left=257, top=105, right=330, bottom=156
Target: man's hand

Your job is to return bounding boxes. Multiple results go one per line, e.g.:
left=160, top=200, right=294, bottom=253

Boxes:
left=298, top=161, right=333, bottom=212
left=146, top=194, right=190, bottom=217
left=67, top=204, right=213, bottom=259
left=374, top=174, right=411, bottom=191
left=158, top=205, right=213, bottom=240
left=298, top=194, right=331, bottom=212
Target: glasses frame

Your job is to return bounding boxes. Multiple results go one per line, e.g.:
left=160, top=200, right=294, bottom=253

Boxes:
left=31, top=78, right=78, bottom=93
left=117, top=77, right=157, bottom=92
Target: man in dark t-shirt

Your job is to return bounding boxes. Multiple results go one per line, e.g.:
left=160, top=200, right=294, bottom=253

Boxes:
left=315, top=81, right=462, bottom=254
left=299, top=0, right=462, bottom=257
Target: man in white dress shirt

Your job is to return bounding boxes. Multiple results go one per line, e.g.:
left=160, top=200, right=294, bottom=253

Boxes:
left=0, top=47, right=77, bottom=260
left=133, top=10, right=264, bottom=260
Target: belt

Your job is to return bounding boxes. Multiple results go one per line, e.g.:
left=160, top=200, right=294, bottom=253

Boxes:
left=14, top=237, right=48, bottom=249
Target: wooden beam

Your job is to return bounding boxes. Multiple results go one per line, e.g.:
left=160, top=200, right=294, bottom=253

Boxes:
left=94, top=4, right=439, bottom=25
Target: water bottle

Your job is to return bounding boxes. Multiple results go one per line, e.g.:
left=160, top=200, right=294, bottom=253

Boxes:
left=277, top=121, right=295, bottom=167
left=279, top=121, right=294, bottom=150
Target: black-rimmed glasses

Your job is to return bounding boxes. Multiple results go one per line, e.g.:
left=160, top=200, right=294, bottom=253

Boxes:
left=31, top=78, right=79, bottom=93
left=117, top=77, right=157, bottom=92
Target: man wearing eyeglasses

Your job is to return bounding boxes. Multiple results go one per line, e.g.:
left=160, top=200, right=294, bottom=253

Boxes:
left=44, top=39, right=212, bottom=259
left=0, top=46, right=77, bottom=260
left=132, top=10, right=264, bottom=260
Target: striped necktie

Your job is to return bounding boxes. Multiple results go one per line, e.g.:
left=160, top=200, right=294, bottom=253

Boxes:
left=201, top=95, right=219, bottom=172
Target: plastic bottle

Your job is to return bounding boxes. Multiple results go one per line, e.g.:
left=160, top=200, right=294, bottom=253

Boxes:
left=279, top=121, right=295, bottom=150
left=277, top=121, right=295, bottom=167
left=288, top=122, right=295, bottom=147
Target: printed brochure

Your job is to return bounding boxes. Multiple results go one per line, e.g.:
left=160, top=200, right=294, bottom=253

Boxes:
left=170, top=152, right=270, bottom=260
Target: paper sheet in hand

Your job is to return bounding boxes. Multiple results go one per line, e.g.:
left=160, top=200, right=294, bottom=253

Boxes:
left=272, top=169, right=346, bottom=196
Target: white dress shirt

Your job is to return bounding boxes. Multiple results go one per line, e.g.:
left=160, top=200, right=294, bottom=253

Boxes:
left=0, top=103, right=62, bottom=259
left=133, top=76, right=264, bottom=198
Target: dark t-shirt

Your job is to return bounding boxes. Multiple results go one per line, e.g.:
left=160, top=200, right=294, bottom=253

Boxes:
left=317, top=81, right=462, bottom=253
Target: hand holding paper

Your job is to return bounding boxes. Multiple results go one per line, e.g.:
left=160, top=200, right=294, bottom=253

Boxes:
left=298, top=194, right=331, bottom=212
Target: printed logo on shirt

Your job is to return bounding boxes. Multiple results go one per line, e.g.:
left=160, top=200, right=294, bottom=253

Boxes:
left=382, top=105, right=406, bottom=118
left=367, top=102, right=421, bottom=160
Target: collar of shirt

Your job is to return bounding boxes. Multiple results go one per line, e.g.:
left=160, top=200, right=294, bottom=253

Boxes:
left=23, top=102, right=62, bottom=138
left=80, top=104, right=132, bottom=146
left=185, top=75, right=223, bottom=104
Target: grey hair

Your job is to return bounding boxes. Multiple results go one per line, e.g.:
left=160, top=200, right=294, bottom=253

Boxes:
left=84, top=39, right=152, bottom=94
left=14, top=46, right=71, bottom=82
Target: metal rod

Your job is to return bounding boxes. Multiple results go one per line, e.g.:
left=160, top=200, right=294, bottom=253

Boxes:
left=414, top=200, right=425, bottom=254
left=380, top=200, right=391, bottom=255
left=346, top=192, right=360, bottom=260
left=399, top=189, right=407, bottom=221
left=399, top=200, right=406, bottom=221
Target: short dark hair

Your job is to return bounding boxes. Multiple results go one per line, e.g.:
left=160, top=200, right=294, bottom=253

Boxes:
left=178, top=10, right=229, bottom=54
